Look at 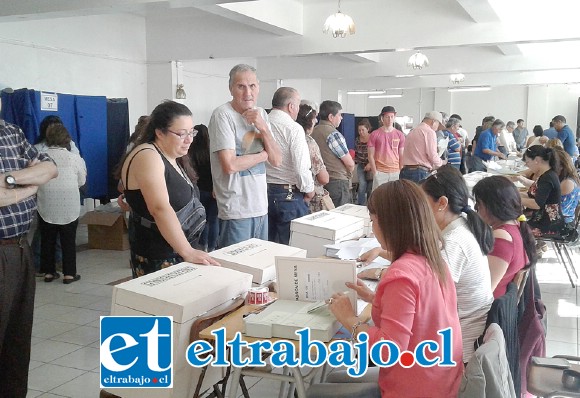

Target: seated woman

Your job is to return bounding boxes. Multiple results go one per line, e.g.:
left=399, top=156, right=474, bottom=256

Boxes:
left=120, top=100, right=219, bottom=277
left=473, top=176, right=537, bottom=298
left=421, top=165, right=494, bottom=363
left=525, top=125, right=547, bottom=148
left=328, top=180, right=463, bottom=398
left=296, top=104, right=330, bottom=213
left=551, top=146, right=580, bottom=231
left=520, top=146, right=566, bottom=237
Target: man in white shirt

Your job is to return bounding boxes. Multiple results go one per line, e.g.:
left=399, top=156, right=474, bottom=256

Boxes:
left=266, top=87, right=314, bottom=244
left=209, top=64, right=282, bottom=248
left=498, top=121, right=518, bottom=155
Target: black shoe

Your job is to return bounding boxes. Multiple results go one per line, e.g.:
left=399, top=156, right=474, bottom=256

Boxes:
left=44, top=272, right=61, bottom=282
left=63, top=275, right=81, bottom=284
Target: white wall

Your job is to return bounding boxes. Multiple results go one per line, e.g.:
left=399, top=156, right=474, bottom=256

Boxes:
left=0, top=14, right=147, bottom=126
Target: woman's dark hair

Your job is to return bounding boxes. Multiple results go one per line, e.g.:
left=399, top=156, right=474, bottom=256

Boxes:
left=128, top=115, right=150, bottom=145
left=532, top=125, right=543, bottom=137
left=368, top=180, right=449, bottom=282
left=357, top=118, right=372, bottom=133
left=118, top=100, right=197, bottom=182
left=524, top=145, right=559, bottom=171
left=189, top=124, right=210, bottom=170
left=296, top=104, right=317, bottom=132
left=472, top=176, right=537, bottom=267
left=45, top=124, right=72, bottom=149
left=37, top=115, right=63, bottom=144
left=421, top=165, right=494, bottom=255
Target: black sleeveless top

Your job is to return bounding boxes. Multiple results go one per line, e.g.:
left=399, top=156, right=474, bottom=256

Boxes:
left=124, top=145, right=194, bottom=259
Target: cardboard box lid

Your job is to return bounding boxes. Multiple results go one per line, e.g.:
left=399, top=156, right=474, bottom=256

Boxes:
left=331, top=204, right=370, bottom=222
left=112, top=263, right=252, bottom=323
left=80, top=210, right=126, bottom=227
left=210, top=238, right=306, bottom=270
left=290, top=211, right=365, bottom=240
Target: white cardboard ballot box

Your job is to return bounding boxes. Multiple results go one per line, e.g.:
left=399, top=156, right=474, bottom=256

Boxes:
left=209, top=238, right=307, bottom=285
left=108, top=263, right=252, bottom=398
left=330, top=204, right=372, bottom=236
left=289, top=211, right=365, bottom=257
left=244, top=299, right=340, bottom=342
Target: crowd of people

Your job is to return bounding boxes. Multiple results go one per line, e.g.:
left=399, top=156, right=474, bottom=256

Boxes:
left=2, top=61, right=580, bottom=397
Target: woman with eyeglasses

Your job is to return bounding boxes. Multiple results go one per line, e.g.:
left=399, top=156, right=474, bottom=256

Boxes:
left=296, top=104, right=330, bottom=212
left=421, top=165, right=494, bottom=363
left=520, top=146, right=566, bottom=238
left=119, top=100, right=219, bottom=277
left=472, top=176, right=537, bottom=298
left=328, top=180, right=463, bottom=398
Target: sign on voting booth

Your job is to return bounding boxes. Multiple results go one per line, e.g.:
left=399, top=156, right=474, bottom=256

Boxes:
left=209, top=238, right=307, bottom=285
left=108, top=263, right=252, bottom=398
left=289, top=211, right=365, bottom=257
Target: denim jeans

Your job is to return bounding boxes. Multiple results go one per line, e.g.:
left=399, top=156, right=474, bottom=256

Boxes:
left=198, top=190, right=219, bottom=252
left=356, top=163, right=372, bottom=205
left=325, top=179, right=351, bottom=207
left=470, top=156, right=488, bottom=172
left=267, top=185, right=309, bottom=245
left=399, top=167, right=429, bottom=183
left=218, top=215, right=268, bottom=249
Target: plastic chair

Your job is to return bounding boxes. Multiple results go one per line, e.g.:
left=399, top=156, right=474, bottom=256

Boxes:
left=527, top=355, right=580, bottom=397
left=189, top=296, right=249, bottom=398
left=536, top=203, right=580, bottom=287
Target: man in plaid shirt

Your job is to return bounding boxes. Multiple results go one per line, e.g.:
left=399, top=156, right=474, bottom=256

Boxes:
left=311, top=100, right=355, bottom=207
left=0, top=119, right=57, bottom=397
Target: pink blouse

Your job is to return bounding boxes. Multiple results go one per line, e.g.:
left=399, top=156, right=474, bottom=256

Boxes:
left=367, top=252, right=463, bottom=398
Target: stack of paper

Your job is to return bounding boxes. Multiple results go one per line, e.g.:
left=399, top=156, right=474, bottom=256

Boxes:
left=243, top=299, right=340, bottom=342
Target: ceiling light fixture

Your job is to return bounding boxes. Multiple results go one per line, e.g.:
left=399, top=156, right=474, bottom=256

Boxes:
left=449, top=73, right=465, bottom=84
left=323, top=0, right=355, bottom=38
left=407, top=51, right=429, bottom=69
left=368, top=93, right=403, bottom=99
left=347, top=90, right=386, bottom=95
left=448, top=86, right=492, bottom=93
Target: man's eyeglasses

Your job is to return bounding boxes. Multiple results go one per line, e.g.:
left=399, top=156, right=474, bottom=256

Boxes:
left=166, top=128, right=198, bottom=140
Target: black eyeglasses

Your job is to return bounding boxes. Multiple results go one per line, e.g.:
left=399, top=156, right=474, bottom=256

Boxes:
left=166, top=128, right=198, bottom=140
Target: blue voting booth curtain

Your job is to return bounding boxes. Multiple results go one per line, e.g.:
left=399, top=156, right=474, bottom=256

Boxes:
left=1, top=89, right=109, bottom=198
left=338, top=112, right=356, bottom=150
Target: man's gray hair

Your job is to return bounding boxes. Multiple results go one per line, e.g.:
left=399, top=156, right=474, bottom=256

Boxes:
left=272, top=87, right=298, bottom=109
left=228, top=64, right=257, bottom=88
left=506, top=121, right=516, bottom=129
left=445, top=118, right=460, bottom=129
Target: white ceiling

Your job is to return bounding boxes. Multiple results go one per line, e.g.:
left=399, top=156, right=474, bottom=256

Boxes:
left=3, top=0, right=580, bottom=91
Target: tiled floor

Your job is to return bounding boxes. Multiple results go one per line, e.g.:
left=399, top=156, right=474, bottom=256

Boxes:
left=25, top=226, right=580, bottom=397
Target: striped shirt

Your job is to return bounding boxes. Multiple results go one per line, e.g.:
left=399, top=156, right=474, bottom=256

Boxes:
left=444, top=130, right=461, bottom=167
left=0, top=121, right=53, bottom=238
left=442, top=217, right=494, bottom=363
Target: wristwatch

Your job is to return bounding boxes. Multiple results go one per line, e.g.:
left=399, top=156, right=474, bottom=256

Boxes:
left=374, top=267, right=384, bottom=280
left=5, top=175, right=16, bottom=189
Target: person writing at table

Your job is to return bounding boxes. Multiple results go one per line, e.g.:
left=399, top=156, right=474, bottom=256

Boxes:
left=472, top=119, right=507, bottom=172
left=520, top=146, right=566, bottom=238
left=328, top=180, right=463, bottom=398
left=472, top=176, right=537, bottom=298
left=120, top=100, right=220, bottom=277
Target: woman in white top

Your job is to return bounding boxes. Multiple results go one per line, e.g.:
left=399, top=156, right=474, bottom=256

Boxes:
left=37, top=124, right=87, bottom=283
left=421, top=165, right=495, bottom=363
